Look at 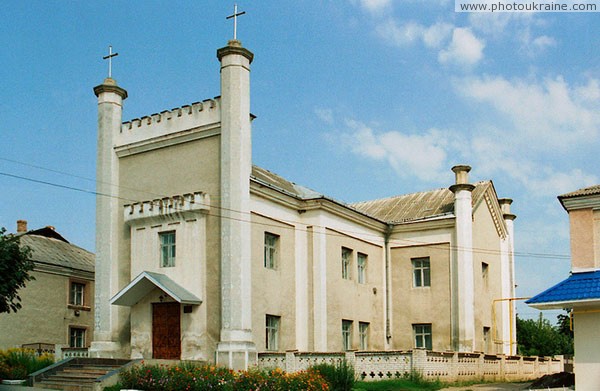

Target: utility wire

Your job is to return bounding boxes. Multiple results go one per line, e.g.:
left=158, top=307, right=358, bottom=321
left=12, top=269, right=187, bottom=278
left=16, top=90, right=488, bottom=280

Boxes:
left=0, top=166, right=571, bottom=261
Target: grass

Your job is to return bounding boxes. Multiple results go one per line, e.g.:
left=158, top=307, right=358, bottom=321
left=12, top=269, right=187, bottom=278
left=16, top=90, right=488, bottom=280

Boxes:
left=353, top=378, right=443, bottom=390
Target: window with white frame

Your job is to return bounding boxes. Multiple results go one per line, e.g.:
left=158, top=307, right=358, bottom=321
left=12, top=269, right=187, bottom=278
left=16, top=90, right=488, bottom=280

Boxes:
left=265, top=315, right=280, bottom=351
left=413, top=324, right=432, bottom=350
left=69, top=327, right=86, bottom=348
left=359, top=322, right=369, bottom=350
left=342, top=247, right=352, bottom=280
left=357, top=253, right=367, bottom=284
left=264, top=232, right=279, bottom=269
left=159, top=231, right=176, bottom=267
left=342, top=319, right=353, bottom=351
left=69, top=282, right=85, bottom=306
left=412, top=257, right=431, bottom=287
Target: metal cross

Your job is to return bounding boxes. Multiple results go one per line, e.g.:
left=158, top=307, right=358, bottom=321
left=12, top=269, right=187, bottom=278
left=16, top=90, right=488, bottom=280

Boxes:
left=226, top=4, right=246, bottom=40
left=102, top=45, right=119, bottom=78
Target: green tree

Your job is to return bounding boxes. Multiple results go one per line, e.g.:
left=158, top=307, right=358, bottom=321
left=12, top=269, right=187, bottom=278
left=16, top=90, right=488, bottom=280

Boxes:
left=517, top=312, right=573, bottom=356
left=0, top=227, right=34, bottom=313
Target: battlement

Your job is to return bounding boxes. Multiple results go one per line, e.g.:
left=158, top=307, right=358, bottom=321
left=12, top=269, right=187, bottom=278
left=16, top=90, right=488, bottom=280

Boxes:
left=124, top=192, right=211, bottom=225
left=115, top=98, right=221, bottom=148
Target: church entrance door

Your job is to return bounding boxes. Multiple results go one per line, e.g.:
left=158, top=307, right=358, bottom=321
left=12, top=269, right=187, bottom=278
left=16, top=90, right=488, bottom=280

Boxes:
left=152, top=302, right=181, bottom=359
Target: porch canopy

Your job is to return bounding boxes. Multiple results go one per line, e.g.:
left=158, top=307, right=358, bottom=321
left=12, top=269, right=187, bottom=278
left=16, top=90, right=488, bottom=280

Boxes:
left=527, top=269, right=600, bottom=310
left=110, top=271, right=202, bottom=306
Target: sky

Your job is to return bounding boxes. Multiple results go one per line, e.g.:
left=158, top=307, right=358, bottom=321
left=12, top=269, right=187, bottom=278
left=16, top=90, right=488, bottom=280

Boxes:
left=1, top=1, right=599, bottom=323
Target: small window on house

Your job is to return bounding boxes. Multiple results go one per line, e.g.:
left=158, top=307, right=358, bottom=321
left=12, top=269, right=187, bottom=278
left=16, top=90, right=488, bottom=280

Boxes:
left=413, top=323, right=432, bottom=350
left=69, top=327, right=86, bottom=348
left=342, top=247, right=352, bottom=280
left=482, top=262, right=489, bottom=286
left=412, top=257, right=431, bottom=287
left=265, top=315, right=280, bottom=351
left=160, top=231, right=176, bottom=267
left=264, top=232, right=279, bottom=269
left=483, top=326, right=491, bottom=353
left=359, top=322, right=369, bottom=350
left=69, top=282, right=85, bottom=306
left=357, top=253, right=367, bottom=284
left=342, top=319, right=353, bottom=351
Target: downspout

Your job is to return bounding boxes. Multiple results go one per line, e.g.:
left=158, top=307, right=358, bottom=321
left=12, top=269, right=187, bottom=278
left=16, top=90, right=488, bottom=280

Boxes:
left=385, top=223, right=393, bottom=343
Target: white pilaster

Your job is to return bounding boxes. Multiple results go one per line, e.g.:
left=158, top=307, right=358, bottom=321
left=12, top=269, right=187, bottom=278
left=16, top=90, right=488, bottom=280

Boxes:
left=450, top=165, right=475, bottom=352
left=295, top=223, right=309, bottom=351
left=215, top=40, right=257, bottom=370
left=90, top=78, right=127, bottom=357
left=311, top=223, right=328, bottom=351
left=499, top=198, right=517, bottom=355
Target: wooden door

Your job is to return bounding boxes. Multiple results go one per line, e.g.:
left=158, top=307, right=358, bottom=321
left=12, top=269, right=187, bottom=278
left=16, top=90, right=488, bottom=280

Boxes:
left=152, top=302, right=181, bottom=359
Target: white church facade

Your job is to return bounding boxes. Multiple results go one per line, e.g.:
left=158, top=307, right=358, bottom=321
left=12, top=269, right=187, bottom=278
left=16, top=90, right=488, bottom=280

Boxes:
left=90, top=39, right=516, bottom=369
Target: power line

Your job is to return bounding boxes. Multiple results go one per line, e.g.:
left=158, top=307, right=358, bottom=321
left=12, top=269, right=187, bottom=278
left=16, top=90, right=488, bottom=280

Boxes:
left=0, top=167, right=571, bottom=261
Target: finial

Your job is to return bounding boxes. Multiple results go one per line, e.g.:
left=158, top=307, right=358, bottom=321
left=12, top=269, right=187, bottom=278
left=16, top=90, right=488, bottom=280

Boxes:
left=226, top=4, right=246, bottom=41
left=102, top=45, right=119, bottom=79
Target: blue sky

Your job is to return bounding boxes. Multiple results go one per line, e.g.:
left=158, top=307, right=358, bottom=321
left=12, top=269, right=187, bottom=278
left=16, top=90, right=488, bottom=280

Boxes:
left=1, top=1, right=599, bottom=322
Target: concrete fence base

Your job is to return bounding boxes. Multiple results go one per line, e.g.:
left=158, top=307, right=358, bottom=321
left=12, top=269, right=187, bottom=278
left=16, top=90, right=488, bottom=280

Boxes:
left=258, top=349, right=564, bottom=382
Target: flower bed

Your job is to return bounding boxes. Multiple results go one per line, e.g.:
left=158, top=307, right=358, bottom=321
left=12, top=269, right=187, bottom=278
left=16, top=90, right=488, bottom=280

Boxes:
left=0, top=348, right=54, bottom=381
left=115, top=362, right=329, bottom=391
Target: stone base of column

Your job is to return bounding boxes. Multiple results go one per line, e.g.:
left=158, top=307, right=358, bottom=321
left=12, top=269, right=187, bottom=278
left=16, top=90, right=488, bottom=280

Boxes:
left=215, top=340, right=257, bottom=370
left=89, top=341, right=124, bottom=358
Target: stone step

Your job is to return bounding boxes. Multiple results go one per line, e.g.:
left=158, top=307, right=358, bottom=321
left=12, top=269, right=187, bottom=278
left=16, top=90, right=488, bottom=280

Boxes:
left=36, top=380, right=94, bottom=391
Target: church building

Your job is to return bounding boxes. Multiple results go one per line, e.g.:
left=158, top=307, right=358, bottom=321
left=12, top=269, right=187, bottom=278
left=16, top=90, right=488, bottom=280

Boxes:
left=90, top=38, right=516, bottom=369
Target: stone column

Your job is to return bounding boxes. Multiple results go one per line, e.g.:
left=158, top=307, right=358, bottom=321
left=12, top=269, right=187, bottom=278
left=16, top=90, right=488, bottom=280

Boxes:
left=90, top=78, right=127, bottom=357
left=499, top=198, right=517, bottom=355
left=215, top=40, right=257, bottom=370
left=449, top=165, right=475, bottom=352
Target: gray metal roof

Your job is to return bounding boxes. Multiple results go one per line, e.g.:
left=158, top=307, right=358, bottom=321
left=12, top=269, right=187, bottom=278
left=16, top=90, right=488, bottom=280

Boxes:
left=251, top=165, right=492, bottom=224
left=19, top=232, right=94, bottom=273
left=111, top=271, right=202, bottom=306
left=350, top=181, right=491, bottom=223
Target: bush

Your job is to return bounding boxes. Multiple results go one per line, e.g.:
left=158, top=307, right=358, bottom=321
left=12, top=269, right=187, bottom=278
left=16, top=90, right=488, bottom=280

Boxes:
left=310, top=360, right=355, bottom=391
left=0, top=348, right=54, bottom=380
left=115, top=362, right=329, bottom=391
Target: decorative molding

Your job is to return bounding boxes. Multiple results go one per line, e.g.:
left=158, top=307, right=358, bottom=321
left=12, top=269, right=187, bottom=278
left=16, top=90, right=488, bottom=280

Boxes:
left=124, top=192, right=210, bottom=225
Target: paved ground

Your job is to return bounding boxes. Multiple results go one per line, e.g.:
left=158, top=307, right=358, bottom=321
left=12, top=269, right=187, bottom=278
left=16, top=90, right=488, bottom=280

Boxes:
left=0, top=385, right=48, bottom=391
left=440, top=383, right=574, bottom=391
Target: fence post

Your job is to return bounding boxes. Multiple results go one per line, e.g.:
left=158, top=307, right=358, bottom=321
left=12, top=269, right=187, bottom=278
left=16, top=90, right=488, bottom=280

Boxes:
left=285, top=350, right=298, bottom=373
left=412, top=349, right=427, bottom=378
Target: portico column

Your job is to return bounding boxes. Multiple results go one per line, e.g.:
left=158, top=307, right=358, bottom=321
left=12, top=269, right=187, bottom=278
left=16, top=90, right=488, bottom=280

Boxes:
left=499, top=198, right=517, bottom=355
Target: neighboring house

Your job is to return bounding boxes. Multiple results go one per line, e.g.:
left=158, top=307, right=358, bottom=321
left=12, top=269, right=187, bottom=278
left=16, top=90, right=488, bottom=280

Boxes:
left=527, top=185, right=600, bottom=390
left=91, top=39, right=516, bottom=368
left=0, top=220, right=95, bottom=353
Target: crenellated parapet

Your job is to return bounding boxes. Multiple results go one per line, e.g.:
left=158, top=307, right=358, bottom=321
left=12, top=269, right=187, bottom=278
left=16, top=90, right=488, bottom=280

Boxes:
left=124, top=192, right=211, bottom=225
left=115, top=98, right=221, bottom=150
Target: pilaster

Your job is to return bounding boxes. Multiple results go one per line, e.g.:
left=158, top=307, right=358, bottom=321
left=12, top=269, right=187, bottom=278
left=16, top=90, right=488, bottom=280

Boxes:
left=215, top=40, right=257, bottom=369
left=450, top=165, right=475, bottom=352
left=90, top=78, right=127, bottom=358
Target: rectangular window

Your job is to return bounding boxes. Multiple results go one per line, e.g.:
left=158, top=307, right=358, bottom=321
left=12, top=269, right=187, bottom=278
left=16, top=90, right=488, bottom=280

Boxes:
left=69, top=327, right=86, bottom=348
left=413, top=324, right=432, bottom=350
left=342, top=247, right=352, bottom=280
left=265, top=315, right=280, bottom=351
left=342, top=319, right=353, bottom=351
left=412, top=257, right=431, bottom=287
left=483, top=326, right=491, bottom=353
left=359, top=322, right=369, bottom=350
left=264, top=232, right=279, bottom=269
left=69, top=282, right=85, bottom=306
left=482, top=262, right=489, bottom=286
left=357, top=253, right=367, bottom=284
left=160, top=231, right=176, bottom=267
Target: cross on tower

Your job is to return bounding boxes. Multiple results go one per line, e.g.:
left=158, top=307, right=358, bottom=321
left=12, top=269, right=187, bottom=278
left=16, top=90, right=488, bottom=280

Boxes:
left=226, top=4, right=246, bottom=40
left=102, top=45, right=119, bottom=78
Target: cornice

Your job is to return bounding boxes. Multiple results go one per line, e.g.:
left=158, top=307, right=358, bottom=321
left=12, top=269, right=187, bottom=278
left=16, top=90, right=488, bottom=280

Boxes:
left=559, top=194, right=600, bottom=211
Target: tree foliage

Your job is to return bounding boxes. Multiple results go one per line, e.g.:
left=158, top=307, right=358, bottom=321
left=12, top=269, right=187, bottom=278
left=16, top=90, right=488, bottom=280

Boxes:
left=517, top=312, right=573, bottom=356
left=0, top=228, right=34, bottom=313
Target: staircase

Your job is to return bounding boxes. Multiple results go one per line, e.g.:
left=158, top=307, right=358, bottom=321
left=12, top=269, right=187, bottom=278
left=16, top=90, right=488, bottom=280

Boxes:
left=32, top=358, right=132, bottom=391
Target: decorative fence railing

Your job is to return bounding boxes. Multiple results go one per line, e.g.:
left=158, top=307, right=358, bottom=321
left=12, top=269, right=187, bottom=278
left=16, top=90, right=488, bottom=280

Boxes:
left=258, top=349, right=564, bottom=382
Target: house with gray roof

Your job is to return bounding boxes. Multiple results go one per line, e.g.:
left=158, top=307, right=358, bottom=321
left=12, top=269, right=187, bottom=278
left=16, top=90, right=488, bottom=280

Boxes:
left=528, top=184, right=600, bottom=390
left=0, top=220, right=94, bottom=355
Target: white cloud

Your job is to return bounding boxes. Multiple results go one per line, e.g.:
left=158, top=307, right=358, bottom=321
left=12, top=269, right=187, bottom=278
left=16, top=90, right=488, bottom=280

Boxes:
left=340, top=120, right=453, bottom=182
left=457, top=75, right=600, bottom=148
left=376, top=19, right=453, bottom=49
left=357, top=0, right=392, bottom=13
left=315, top=108, right=334, bottom=125
left=531, top=35, right=556, bottom=51
left=438, top=28, right=485, bottom=66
